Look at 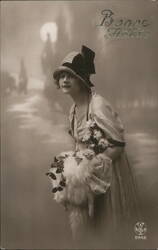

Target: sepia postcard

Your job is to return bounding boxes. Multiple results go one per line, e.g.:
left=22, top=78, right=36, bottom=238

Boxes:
left=1, top=0, right=158, bottom=249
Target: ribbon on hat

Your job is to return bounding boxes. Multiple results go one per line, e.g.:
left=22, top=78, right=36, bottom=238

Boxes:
left=81, top=45, right=96, bottom=75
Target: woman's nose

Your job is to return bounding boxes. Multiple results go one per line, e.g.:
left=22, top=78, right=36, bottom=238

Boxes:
left=63, top=75, right=69, bottom=81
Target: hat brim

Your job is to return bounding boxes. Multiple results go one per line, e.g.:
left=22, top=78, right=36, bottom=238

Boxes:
left=53, top=66, right=94, bottom=88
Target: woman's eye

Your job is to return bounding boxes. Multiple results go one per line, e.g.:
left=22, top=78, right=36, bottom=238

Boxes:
left=60, top=73, right=66, bottom=79
left=60, top=72, right=73, bottom=79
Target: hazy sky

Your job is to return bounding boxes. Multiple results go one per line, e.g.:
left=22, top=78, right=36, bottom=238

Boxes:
left=1, top=0, right=158, bottom=95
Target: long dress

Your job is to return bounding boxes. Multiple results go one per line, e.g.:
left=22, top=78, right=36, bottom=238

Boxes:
left=68, top=93, right=140, bottom=248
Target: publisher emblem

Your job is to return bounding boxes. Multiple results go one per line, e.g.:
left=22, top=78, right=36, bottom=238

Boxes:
left=134, top=222, right=147, bottom=239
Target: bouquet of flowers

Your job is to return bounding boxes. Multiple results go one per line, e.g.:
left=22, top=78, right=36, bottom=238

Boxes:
left=80, top=118, right=113, bottom=153
left=46, top=119, right=113, bottom=216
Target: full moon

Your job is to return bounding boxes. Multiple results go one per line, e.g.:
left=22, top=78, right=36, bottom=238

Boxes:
left=40, top=22, right=58, bottom=42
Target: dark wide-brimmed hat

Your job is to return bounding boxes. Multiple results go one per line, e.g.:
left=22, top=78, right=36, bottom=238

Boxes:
left=53, top=45, right=96, bottom=89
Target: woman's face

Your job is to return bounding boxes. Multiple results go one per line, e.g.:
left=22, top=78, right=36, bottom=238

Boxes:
left=58, top=71, right=82, bottom=95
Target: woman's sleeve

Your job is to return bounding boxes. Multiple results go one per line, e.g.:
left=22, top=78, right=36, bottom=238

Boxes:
left=87, top=94, right=124, bottom=193
left=91, top=94, right=125, bottom=144
left=88, top=154, right=112, bottom=195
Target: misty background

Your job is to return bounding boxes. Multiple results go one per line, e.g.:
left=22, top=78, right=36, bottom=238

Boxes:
left=1, top=1, right=158, bottom=249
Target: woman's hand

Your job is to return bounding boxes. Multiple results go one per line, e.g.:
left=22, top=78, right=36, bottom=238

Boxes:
left=89, top=146, right=123, bottom=170
left=90, top=153, right=112, bottom=170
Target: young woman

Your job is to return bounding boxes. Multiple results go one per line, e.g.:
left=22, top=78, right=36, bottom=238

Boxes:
left=48, top=45, right=140, bottom=247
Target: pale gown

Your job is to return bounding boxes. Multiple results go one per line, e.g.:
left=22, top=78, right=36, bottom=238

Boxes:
left=68, top=93, right=140, bottom=247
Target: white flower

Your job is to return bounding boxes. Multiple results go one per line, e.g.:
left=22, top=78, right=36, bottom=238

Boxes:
left=83, top=149, right=95, bottom=160
left=93, top=129, right=102, bottom=140
left=81, top=129, right=91, bottom=142
left=75, top=149, right=95, bottom=160
left=98, top=138, right=109, bottom=149
left=89, top=143, right=95, bottom=149
left=85, top=119, right=96, bottom=129
left=75, top=151, right=84, bottom=159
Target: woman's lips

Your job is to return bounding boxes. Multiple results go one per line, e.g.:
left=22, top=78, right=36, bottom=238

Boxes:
left=62, top=85, right=71, bottom=88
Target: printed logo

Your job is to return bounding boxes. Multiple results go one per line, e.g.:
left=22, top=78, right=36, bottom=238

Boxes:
left=134, top=222, right=147, bottom=240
